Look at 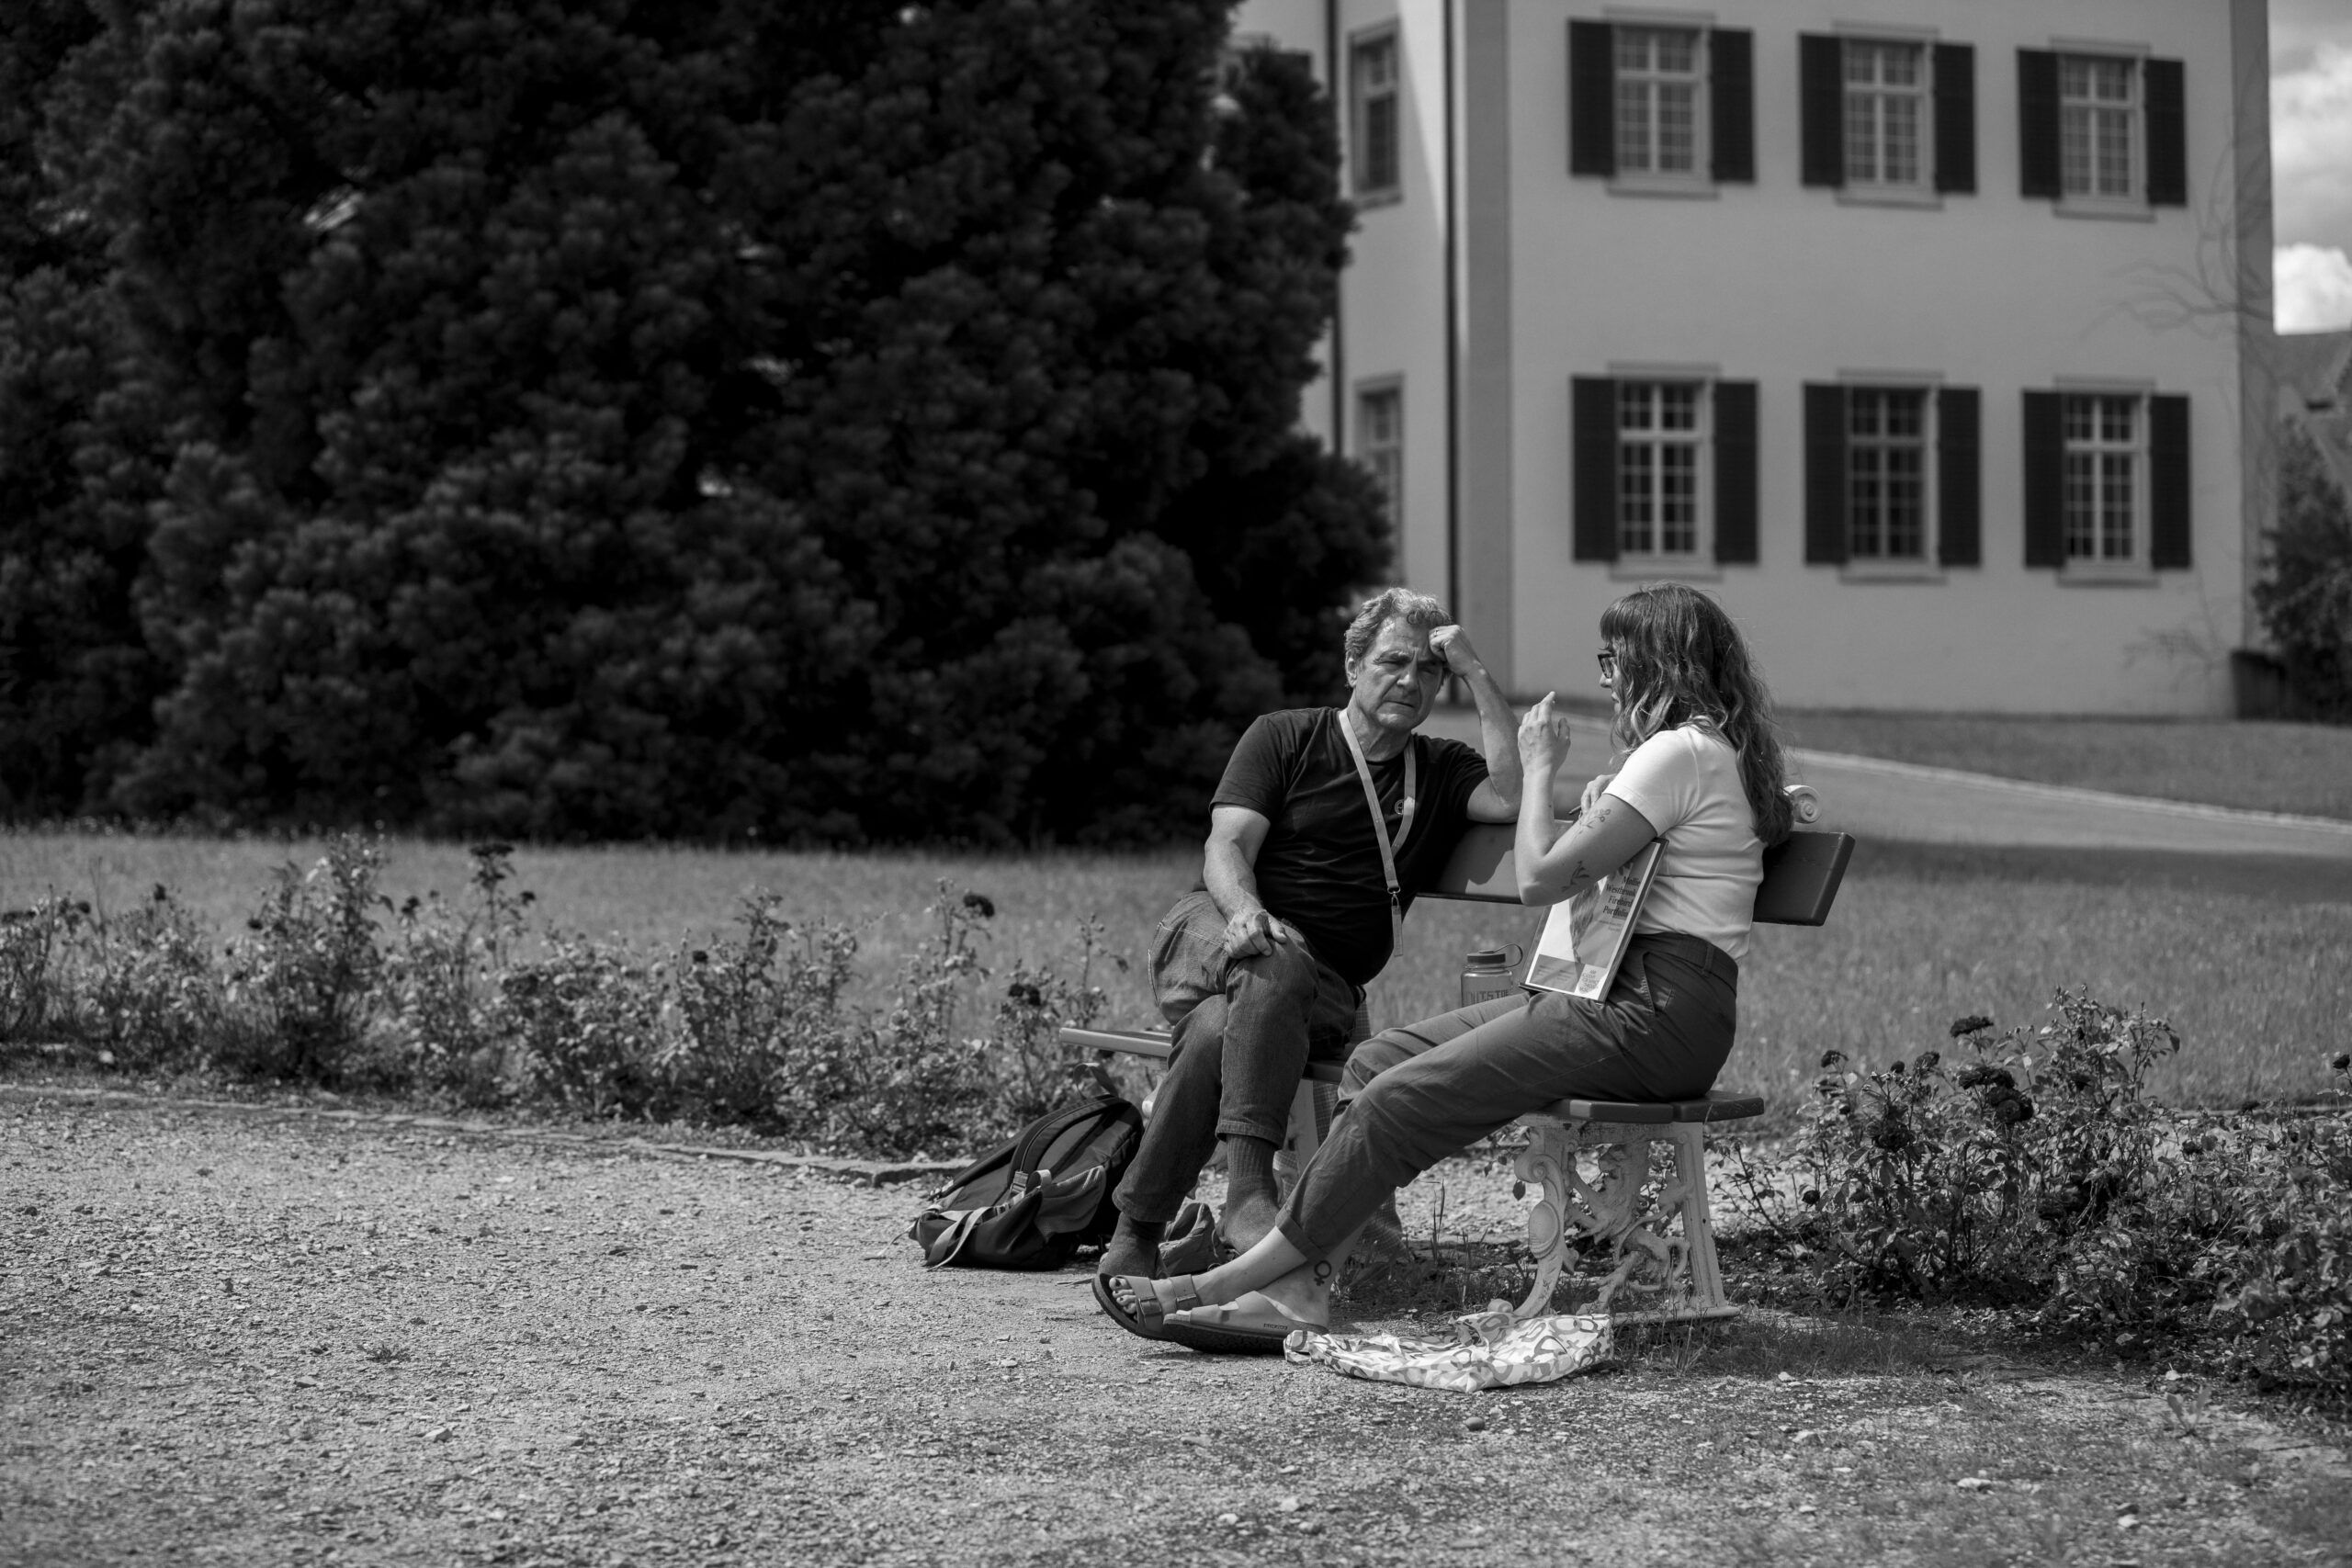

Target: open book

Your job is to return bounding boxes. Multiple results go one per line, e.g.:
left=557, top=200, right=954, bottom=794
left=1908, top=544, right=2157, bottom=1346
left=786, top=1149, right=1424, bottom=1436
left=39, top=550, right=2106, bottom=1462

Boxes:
left=1521, top=839, right=1665, bottom=1001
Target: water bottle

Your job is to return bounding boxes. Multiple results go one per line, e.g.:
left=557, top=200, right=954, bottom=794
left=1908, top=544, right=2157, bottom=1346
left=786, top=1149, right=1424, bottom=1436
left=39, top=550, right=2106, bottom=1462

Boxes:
left=1460, top=944, right=1525, bottom=1009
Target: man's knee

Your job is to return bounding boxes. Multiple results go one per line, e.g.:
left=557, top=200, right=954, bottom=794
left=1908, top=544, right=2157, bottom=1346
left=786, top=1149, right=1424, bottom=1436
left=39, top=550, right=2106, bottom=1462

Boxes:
left=1224, top=939, right=1320, bottom=1004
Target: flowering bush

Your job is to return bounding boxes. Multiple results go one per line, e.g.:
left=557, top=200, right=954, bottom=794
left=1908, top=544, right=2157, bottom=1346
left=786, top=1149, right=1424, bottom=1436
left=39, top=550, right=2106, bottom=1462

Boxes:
left=1731, top=994, right=2352, bottom=1400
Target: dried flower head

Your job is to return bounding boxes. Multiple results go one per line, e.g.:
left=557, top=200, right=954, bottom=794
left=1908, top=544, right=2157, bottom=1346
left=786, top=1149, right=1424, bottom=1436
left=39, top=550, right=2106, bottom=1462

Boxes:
left=962, top=892, right=996, bottom=918
left=1949, top=1014, right=1995, bottom=1038
left=1820, top=1050, right=1847, bottom=1069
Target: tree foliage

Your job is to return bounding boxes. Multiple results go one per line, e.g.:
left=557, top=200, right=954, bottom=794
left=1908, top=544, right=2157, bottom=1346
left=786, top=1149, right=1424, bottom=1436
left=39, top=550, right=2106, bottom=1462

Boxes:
left=1, top=0, right=1383, bottom=840
left=2253, top=424, right=2352, bottom=722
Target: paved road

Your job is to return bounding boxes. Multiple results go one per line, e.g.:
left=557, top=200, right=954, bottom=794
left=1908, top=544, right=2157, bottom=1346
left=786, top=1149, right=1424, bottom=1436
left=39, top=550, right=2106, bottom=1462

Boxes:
left=1420, top=707, right=2352, bottom=861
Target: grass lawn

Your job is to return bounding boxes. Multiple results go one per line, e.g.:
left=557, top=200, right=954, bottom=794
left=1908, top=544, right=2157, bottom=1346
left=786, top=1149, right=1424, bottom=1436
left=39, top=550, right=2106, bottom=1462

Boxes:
left=7, top=828, right=2346, bottom=1122
left=1780, top=711, right=2352, bottom=821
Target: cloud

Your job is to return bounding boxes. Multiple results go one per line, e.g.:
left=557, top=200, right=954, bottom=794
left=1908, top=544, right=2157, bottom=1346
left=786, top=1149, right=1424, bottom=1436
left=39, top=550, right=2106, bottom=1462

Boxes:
left=2277, top=243, right=2352, bottom=333
left=2273, top=40, right=2352, bottom=254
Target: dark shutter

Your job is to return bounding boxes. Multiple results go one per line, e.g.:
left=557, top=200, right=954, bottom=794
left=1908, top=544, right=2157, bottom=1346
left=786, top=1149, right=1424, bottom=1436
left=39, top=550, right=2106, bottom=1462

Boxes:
left=2149, top=394, right=2191, bottom=568
left=1799, top=34, right=1845, bottom=187
left=2144, top=58, right=2187, bottom=206
left=2018, top=50, right=2061, bottom=199
left=1932, top=42, right=1975, bottom=194
left=1804, top=384, right=1848, bottom=566
left=1569, top=21, right=1615, bottom=176
left=1709, top=28, right=1753, bottom=183
left=1713, top=381, right=1758, bottom=564
left=1937, top=387, right=1981, bottom=567
left=2021, top=390, right=2065, bottom=567
left=1572, top=378, right=1619, bottom=561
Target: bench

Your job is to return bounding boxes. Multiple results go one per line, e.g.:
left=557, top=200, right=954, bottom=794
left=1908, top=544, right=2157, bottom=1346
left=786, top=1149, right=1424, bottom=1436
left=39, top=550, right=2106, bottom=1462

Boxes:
left=1063, top=812, right=1855, bottom=1324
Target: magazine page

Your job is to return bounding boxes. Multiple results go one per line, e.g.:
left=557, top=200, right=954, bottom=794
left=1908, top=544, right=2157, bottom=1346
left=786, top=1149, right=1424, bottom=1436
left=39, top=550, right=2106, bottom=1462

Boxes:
left=1523, top=840, right=1664, bottom=1000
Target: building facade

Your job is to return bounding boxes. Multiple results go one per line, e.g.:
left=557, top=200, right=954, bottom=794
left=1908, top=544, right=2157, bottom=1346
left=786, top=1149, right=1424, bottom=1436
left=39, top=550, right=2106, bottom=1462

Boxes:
left=1238, top=0, right=2275, bottom=714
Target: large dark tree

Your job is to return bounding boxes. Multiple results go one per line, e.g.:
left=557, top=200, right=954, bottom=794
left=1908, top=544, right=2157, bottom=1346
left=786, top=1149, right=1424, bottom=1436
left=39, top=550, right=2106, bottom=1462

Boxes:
left=11, top=0, right=1382, bottom=840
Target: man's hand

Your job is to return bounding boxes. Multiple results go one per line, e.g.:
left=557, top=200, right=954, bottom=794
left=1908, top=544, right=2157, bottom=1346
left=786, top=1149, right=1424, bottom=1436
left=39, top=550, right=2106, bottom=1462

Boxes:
left=1223, top=907, right=1295, bottom=961
left=1518, top=691, right=1574, bottom=776
left=1429, top=624, right=1482, bottom=679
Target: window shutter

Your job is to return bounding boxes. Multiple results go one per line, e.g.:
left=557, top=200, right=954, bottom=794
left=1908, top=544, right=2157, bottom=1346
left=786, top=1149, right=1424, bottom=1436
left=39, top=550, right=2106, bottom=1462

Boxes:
left=2021, top=390, right=2065, bottom=567
left=2149, top=394, right=2191, bottom=568
left=1804, top=384, right=1848, bottom=566
left=1713, top=381, right=1758, bottom=564
left=2144, top=59, right=2187, bottom=206
left=1709, top=29, right=1754, bottom=183
left=1937, top=387, right=1981, bottom=567
left=1932, top=43, right=1975, bottom=194
left=1572, top=378, right=1619, bottom=561
left=2017, top=50, right=2061, bottom=199
left=1798, top=34, right=1844, bottom=187
left=1568, top=21, right=1615, bottom=176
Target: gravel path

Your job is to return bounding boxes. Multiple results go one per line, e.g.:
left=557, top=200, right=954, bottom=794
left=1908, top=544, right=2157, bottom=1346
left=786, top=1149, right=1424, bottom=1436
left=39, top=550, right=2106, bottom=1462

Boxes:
left=6, top=1087, right=2348, bottom=1567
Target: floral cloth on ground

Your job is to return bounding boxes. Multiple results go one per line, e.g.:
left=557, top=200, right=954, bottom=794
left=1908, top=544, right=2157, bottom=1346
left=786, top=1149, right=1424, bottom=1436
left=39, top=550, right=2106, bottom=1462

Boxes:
left=1283, top=1307, right=1612, bottom=1393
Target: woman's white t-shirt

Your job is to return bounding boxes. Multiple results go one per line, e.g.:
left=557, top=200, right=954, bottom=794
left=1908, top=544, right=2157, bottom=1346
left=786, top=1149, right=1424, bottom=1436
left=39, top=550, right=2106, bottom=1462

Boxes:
left=1600, top=724, right=1763, bottom=963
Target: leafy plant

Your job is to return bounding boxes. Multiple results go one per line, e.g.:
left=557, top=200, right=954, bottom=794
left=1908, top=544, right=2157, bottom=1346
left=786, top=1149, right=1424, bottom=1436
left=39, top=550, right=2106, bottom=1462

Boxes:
left=0, top=896, right=86, bottom=1044
left=2252, top=423, right=2352, bottom=720
left=77, top=884, right=222, bottom=1070
left=379, top=843, right=534, bottom=1103
left=217, top=835, right=389, bottom=1082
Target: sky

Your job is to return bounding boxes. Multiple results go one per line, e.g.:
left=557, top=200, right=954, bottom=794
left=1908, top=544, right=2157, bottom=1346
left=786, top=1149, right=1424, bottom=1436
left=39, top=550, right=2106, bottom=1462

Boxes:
left=2273, top=0, right=2352, bottom=332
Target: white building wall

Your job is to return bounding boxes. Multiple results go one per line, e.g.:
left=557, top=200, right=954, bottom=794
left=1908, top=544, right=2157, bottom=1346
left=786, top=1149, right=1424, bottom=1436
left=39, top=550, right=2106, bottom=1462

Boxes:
left=1242, top=0, right=2268, bottom=716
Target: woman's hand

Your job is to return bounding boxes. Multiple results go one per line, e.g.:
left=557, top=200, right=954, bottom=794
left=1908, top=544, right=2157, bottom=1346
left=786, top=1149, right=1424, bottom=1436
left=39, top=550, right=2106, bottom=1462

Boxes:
left=1517, top=691, right=1573, bottom=776
left=1579, top=771, right=1618, bottom=815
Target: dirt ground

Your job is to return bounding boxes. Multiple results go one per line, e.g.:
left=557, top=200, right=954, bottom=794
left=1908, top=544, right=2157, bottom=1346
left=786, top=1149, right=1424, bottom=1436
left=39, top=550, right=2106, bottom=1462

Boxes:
left=5, top=1085, right=2348, bottom=1568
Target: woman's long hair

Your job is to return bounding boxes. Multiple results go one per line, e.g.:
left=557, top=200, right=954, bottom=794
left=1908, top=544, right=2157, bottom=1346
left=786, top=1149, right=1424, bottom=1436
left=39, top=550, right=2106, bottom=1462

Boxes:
left=1600, top=583, right=1793, bottom=845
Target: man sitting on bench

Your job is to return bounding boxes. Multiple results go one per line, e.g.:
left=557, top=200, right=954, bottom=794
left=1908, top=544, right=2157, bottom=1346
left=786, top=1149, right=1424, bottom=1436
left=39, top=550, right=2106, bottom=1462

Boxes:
left=1097, top=588, right=1522, bottom=1280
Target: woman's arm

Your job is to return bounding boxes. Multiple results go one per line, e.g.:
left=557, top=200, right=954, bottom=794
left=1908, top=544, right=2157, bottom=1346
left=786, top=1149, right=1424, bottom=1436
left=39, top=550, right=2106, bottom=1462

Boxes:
left=1511, top=693, right=1656, bottom=906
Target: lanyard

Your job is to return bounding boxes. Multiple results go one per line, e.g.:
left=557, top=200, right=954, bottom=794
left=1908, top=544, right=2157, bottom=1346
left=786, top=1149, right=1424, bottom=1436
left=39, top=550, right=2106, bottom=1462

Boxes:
left=1338, top=709, right=1417, bottom=947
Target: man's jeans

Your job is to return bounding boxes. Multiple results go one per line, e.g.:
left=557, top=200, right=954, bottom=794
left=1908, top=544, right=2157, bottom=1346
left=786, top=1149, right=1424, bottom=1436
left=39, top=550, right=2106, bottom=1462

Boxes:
left=1112, top=889, right=1362, bottom=1224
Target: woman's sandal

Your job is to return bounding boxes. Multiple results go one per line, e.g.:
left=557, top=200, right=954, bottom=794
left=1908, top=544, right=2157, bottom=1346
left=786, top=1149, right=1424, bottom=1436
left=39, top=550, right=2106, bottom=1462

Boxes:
left=1159, top=1292, right=1322, bottom=1356
left=1091, top=1273, right=1202, bottom=1342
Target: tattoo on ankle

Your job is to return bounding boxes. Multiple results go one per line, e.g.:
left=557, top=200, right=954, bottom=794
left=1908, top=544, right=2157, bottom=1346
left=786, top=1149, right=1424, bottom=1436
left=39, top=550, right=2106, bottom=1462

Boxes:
left=1312, top=1258, right=1334, bottom=1285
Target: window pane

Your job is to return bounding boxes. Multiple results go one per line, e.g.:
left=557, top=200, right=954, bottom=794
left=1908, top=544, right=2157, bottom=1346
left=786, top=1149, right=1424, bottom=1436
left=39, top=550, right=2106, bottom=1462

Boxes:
left=1883, top=96, right=1919, bottom=185
left=1619, top=383, right=1650, bottom=431
left=1617, top=80, right=1651, bottom=171
left=1619, top=444, right=1655, bottom=555
left=1654, top=30, right=1693, bottom=73
left=1660, top=446, right=1697, bottom=553
left=1659, top=384, right=1698, bottom=430
left=1657, top=83, right=1694, bottom=172
left=1887, top=447, right=1923, bottom=557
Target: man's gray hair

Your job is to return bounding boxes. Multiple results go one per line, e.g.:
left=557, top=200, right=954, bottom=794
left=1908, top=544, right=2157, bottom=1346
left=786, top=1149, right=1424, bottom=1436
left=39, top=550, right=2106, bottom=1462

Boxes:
left=1342, top=587, right=1451, bottom=665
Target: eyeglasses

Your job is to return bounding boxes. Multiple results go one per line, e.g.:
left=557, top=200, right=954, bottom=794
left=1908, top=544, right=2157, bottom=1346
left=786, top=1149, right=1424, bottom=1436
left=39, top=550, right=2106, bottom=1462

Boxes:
left=1596, top=648, right=1618, bottom=680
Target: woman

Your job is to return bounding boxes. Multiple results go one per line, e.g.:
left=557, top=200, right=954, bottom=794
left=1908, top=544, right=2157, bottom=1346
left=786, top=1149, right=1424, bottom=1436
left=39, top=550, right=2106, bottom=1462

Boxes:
left=1094, top=583, right=1792, bottom=1350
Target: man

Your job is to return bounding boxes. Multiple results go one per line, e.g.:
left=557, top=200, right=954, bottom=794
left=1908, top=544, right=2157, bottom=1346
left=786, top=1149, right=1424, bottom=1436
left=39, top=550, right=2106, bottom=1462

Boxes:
left=1099, top=588, right=1521, bottom=1279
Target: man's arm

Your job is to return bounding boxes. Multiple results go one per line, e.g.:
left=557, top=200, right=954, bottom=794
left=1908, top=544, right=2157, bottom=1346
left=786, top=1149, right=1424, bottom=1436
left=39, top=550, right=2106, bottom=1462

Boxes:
left=1203, top=805, right=1295, bottom=958
left=1428, top=625, right=1521, bottom=823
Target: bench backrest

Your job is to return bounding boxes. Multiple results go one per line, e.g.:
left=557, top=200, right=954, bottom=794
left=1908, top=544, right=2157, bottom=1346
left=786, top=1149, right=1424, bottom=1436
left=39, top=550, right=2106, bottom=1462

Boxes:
left=1419, top=821, right=1855, bottom=928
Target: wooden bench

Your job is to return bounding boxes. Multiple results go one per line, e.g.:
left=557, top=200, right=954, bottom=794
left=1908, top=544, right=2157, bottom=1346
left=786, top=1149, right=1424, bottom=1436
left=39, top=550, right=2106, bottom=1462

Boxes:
left=1063, top=815, right=1855, bottom=1324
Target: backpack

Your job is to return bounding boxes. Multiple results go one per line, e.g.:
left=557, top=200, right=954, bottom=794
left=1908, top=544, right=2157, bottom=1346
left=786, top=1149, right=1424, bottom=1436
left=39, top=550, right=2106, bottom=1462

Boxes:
left=906, top=1093, right=1144, bottom=1270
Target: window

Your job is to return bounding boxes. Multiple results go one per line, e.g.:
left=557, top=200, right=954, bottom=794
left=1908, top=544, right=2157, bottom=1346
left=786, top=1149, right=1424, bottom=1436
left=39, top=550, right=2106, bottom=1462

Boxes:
left=1351, top=30, right=1400, bottom=199
left=2018, top=51, right=2185, bottom=207
left=1844, top=41, right=1927, bottom=187
left=2059, top=56, right=2135, bottom=199
left=1613, top=28, right=1704, bottom=176
left=2061, top=394, right=2141, bottom=562
left=1575, top=377, right=1756, bottom=567
left=1804, top=384, right=1982, bottom=570
left=1569, top=22, right=1752, bottom=185
left=1357, top=384, right=1403, bottom=531
left=1617, top=381, right=1705, bottom=558
left=2021, top=390, right=2188, bottom=572
left=1848, top=389, right=1930, bottom=558
left=1801, top=37, right=1973, bottom=195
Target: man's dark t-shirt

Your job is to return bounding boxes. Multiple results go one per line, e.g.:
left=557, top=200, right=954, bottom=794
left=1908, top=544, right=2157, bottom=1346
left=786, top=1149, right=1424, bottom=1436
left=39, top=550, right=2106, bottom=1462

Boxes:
left=1208, top=707, right=1490, bottom=988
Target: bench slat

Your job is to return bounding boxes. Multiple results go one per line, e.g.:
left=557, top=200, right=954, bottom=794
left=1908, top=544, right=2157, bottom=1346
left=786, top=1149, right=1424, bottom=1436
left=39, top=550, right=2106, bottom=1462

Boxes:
left=1524, top=1089, right=1768, bottom=1124
left=1419, top=821, right=1855, bottom=929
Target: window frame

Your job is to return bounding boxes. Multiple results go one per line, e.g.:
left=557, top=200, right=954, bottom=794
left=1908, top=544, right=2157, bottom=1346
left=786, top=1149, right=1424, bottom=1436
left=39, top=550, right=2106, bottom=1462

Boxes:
left=2055, top=50, right=2145, bottom=212
left=2058, top=390, right=2149, bottom=576
left=1842, top=37, right=1933, bottom=194
left=1613, top=378, right=1713, bottom=570
left=1611, top=24, right=1712, bottom=192
left=1350, top=26, right=1403, bottom=204
left=1842, top=385, right=1939, bottom=573
left=1355, top=379, right=1405, bottom=536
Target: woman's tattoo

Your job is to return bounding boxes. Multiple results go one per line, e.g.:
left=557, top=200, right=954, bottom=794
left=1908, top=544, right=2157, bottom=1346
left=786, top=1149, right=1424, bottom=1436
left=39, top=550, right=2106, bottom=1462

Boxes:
left=1312, top=1258, right=1335, bottom=1285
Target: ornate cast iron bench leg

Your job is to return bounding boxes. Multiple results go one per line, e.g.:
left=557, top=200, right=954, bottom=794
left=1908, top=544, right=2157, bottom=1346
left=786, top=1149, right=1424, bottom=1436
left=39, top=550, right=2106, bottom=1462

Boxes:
left=1512, top=1115, right=1739, bottom=1323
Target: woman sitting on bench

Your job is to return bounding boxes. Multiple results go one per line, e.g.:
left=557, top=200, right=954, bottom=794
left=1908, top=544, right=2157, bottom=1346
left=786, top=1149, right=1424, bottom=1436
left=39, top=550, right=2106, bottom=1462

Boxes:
left=1095, top=582, right=1794, bottom=1351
